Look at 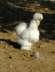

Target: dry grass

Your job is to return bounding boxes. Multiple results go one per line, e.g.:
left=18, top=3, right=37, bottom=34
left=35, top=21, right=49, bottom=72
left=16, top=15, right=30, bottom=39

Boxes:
left=0, top=32, right=55, bottom=72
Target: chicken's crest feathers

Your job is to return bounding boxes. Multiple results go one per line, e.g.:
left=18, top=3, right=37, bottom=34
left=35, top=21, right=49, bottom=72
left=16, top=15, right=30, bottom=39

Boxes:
left=33, top=13, right=43, bottom=21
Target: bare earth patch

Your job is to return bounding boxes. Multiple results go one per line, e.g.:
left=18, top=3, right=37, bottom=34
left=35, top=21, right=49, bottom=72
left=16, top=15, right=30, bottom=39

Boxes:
left=0, top=32, right=55, bottom=72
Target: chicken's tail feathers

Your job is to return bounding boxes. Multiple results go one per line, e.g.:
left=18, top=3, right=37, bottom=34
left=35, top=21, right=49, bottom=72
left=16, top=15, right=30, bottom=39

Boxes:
left=15, top=22, right=27, bottom=35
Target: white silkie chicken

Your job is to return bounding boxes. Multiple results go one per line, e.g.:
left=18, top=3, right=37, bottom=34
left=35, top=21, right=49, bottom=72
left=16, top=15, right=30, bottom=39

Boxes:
left=15, top=13, right=43, bottom=50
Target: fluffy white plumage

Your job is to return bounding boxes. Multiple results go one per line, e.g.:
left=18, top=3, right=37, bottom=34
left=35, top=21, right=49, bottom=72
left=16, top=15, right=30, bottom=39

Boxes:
left=15, top=22, right=27, bottom=36
left=21, top=20, right=40, bottom=43
left=17, top=38, right=32, bottom=50
left=33, top=13, right=43, bottom=21
left=15, top=13, right=43, bottom=50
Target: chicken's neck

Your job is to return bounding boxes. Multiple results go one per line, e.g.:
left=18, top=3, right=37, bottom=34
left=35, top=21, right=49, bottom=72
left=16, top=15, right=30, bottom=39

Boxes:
left=29, top=19, right=40, bottom=29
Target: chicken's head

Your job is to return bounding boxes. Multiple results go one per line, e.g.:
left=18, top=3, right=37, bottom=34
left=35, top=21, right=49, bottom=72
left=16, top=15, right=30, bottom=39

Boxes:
left=33, top=13, right=43, bottom=21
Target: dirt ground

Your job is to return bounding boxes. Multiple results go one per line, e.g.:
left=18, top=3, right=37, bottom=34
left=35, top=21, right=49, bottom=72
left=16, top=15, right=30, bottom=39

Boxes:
left=0, top=32, right=55, bottom=72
